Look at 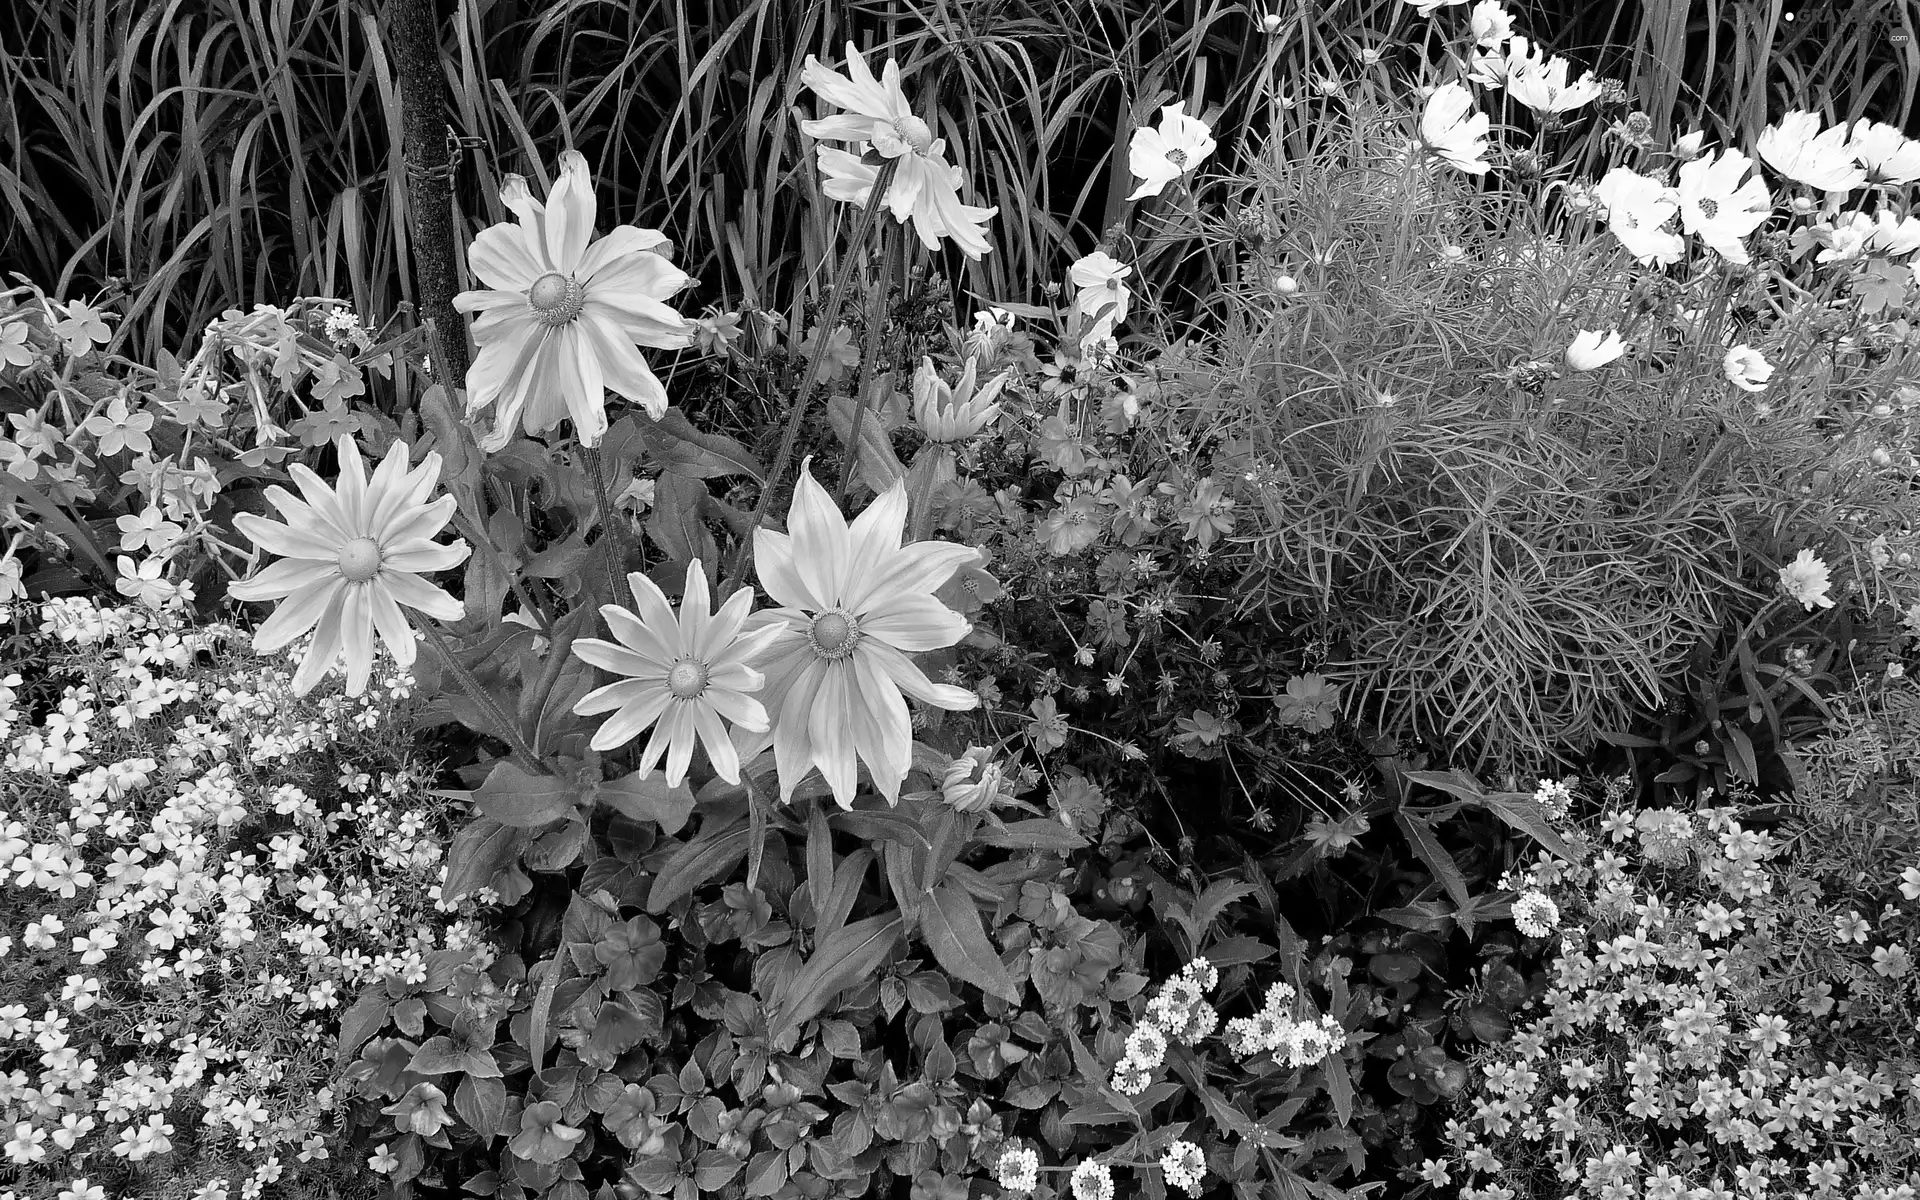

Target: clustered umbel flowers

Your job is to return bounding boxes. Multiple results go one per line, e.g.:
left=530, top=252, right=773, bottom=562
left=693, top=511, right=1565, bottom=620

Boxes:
left=1110, top=958, right=1221, bottom=1095
left=1220, top=980, right=1348, bottom=1066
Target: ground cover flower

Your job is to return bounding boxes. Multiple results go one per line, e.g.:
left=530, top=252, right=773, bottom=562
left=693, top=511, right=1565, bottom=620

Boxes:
left=1778, top=549, right=1835, bottom=610
left=229, top=437, right=468, bottom=696
left=1675, top=147, right=1772, bottom=262
left=1128, top=102, right=1217, bottom=199
left=1594, top=167, right=1684, bottom=265
left=1564, top=329, right=1625, bottom=371
left=1418, top=82, right=1491, bottom=174
left=1722, top=343, right=1774, bottom=391
left=571, top=560, right=780, bottom=786
left=739, top=465, right=980, bottom=806
left=800, top=44, right=998, bottom=259
left=454, top=150, right=693, bottom=450
left=1757, top=111, right=1867, bottom=193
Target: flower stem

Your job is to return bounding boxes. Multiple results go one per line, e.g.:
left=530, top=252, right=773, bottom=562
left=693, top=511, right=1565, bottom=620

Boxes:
left=412, top=612, right=545, bottom=773
left=582, top=444, right=626, bottom=606
left=724, top=157, right=899, bottom=596
left=837, top=222, right=902, bottom=504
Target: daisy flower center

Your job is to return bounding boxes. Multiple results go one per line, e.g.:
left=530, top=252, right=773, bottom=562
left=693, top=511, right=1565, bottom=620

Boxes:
left=808, top=610, right=863, bottom=661
left=890, top=115, right=934, bottom=155
left=666, top=658, right=710, bottom=700
left=527, top=272, right=586, bottom=328
left=1696, top=197, right=1720, bottom=219
left=1166, top=148, right=1189, bottom=170
left=337, top=537, right=383, bottom=583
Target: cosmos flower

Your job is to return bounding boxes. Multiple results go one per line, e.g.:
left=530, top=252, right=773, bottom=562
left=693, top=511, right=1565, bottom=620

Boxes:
left=738, top=465, right=980, bottom=807
left=800, top=44, right=998, bottom=259
left=1593, top=167, right=1685, bottom=266
left=1505, top=55, right=1603, bottom=114
left=1722, top=344, right=1774, bottom=392
left=454, top=151, right=694, bottom=451
left=1068, top=251, right=1134, bottom=344
left=1777, top=548, right=1834, bottom=611
left=1675, top=147, right=1772, bottom=263
left=1469, top=0, right=1515, bottom=48
left=1418, top=82, right=1491, bottom=175
left=1128, top=103, right=1217, bottom=200
left=1564, top=329, right=1626, bottom=371
left=1756, top=112, right=1866, bottom=193
left=571, top=559, right=782, bottom=787
left=1403, top=0, right=1467, bottom=15
left=1848, top=119, right=1920, bottom=185
left=229, top=437, right=469, bottom=696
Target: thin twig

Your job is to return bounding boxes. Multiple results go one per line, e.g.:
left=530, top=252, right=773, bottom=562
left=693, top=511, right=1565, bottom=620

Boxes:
left=837, top=223, right=902, bottom=504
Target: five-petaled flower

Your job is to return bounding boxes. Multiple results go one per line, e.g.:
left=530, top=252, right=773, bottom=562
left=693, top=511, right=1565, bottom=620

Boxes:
left=1128, top=102, right=1217, bottom=200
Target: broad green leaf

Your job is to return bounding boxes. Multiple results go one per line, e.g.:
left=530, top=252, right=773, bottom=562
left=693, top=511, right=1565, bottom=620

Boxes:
left=645, top=818, right=752, bottom=913
left=596, top=771, right=696, bottom=834
left=766, top=914, right=903, bottom=1040
left=441, top=818, right=533, bottom=904
left=1394, top=811, right=1471, bottom=911
left=919, top=881, right=1021, bottom=1003
left=469, top=761, right=576, bottom=828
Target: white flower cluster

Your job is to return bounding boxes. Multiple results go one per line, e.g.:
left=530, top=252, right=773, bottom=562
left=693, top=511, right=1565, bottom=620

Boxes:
left=1512, top=891, right=1561, bottom=938
left=1160, top=1139, right=1207, bottom=1198
left=1221, top=979, right=1347, bottom=1066
left=1069, top=1158, right=1113, bottom=1200
left=1110, top=957, right=1220, bottom=1095
left=0, top=598, right=475, bottom=1199
left=996, top=1144, right=1040, bottom=1194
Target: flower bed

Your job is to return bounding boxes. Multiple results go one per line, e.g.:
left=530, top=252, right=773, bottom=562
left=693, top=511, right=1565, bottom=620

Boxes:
left=2, top=3, right=1919, bottom=1199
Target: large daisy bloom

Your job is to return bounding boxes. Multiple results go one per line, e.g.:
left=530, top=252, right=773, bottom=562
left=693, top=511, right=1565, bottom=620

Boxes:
left=1419, top=82, right=1491, bottom=175
left=230, top=437, right=469, bottom=697
left=739, top=465, right=980, bottom=807
left=571, top=560, right=781, bottom=787
left=454, top=151, right=694, bottom=451
left=1675, top=148, right=1772, bottom=263
left=1593, top=167, right=1685, bottom=266
left=1778, top=549, right=1834, bottom=611
left=1756, top=112, right=1866, bottom=194
left=800, top=44, right=999, bottom=259
left=1128, top=103, right=1217, bottom=200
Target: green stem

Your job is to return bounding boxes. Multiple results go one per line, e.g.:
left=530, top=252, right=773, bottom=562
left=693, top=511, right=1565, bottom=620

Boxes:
left=583, top=444, right=626, bottom=606
left=836, top=222, right=902, bottom=504
left=722, top=157, right=899, bottom=596
left=413, top=613, right=545, bottom=773
left=450, top=510, right=549, bottom=638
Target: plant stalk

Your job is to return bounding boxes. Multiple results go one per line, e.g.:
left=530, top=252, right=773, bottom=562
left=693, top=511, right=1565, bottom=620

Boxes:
left=723, top=157, right=899, bottom=596
left=837, top=222, right=902, bottom=504
left=582, top=444, right=626, bottom=605
left=413, top=613, right=544, bottom=773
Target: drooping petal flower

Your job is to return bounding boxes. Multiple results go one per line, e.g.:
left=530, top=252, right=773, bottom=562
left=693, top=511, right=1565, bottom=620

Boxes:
left=454, top=151, right=693, bottom=451
left=1418, top=82, right=1491, bottom=175
left=1757, top=112, right=1866, bottom=194
left=737, top=465, right=980, bottom=807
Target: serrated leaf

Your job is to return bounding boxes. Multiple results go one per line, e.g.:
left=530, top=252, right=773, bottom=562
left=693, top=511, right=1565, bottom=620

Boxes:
left=1394, top=811, right=1471, bottom=910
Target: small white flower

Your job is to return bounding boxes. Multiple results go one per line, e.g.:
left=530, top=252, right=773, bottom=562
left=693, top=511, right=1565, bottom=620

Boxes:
left=1722, top=344, right=1774, bottom=392
left=1899, top=865, right=1920, bottom=901
left=1403, top=0, right=1468, bottom=15
left=1127, top=103, right=1217, bottom=200
left=1468, top=0, right=1514, bottom=48
left=1419, top=82, right=1491, bottom=175
left=1778, top=548, right=1834, bottom=611
left=1161, top=1140, right=1208, bottom=1197
left=1757, top=111, right=1866, bottom=193
left=1564, top=329, right=1625, bottom=371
